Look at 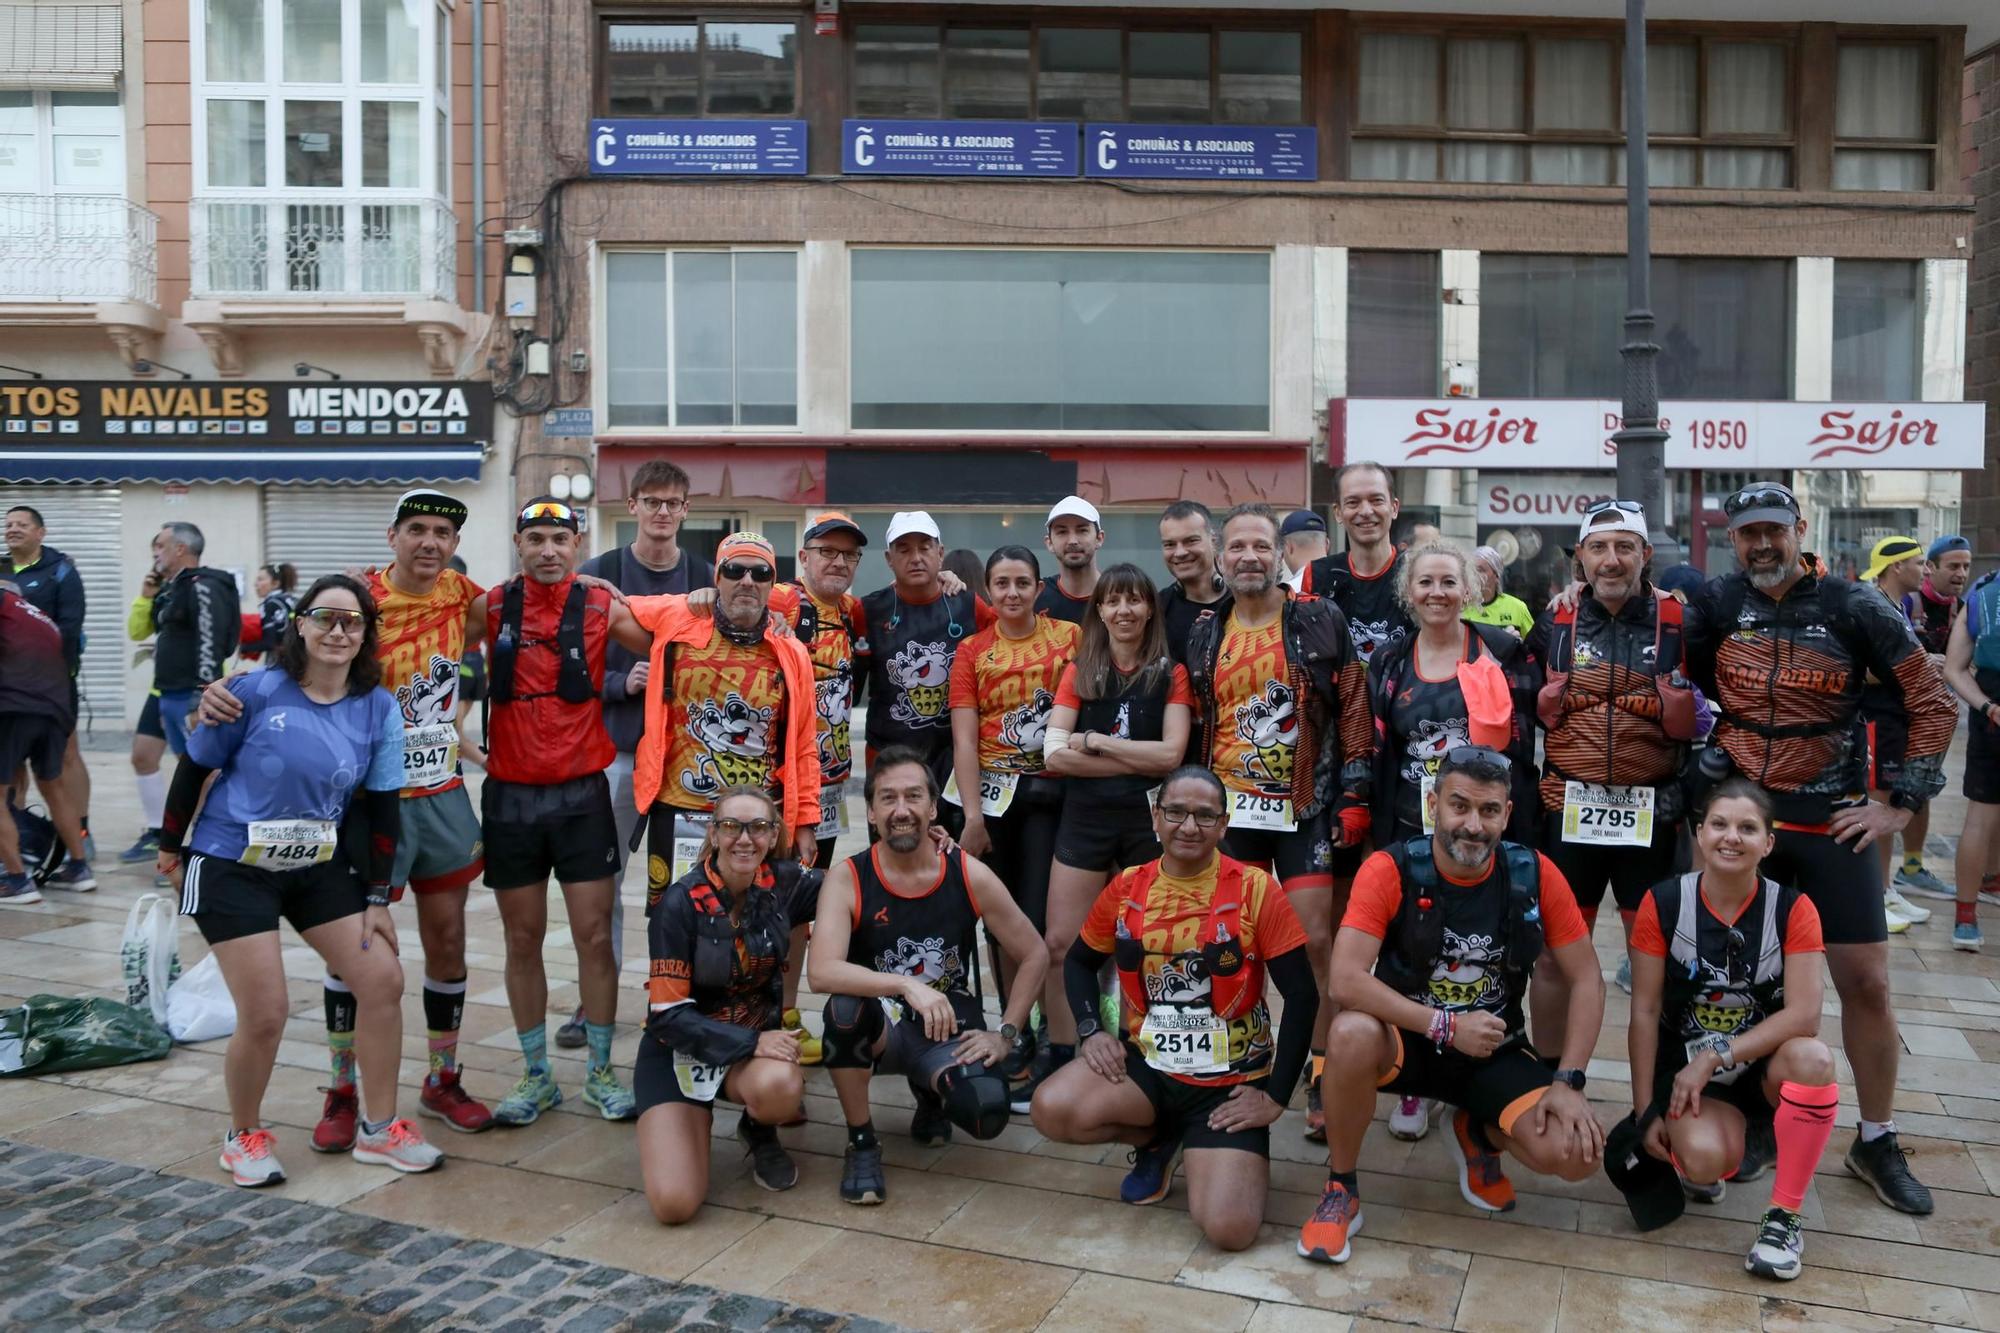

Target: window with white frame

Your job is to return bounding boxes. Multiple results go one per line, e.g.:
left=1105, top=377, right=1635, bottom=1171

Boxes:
left=602, top=250, right=800, bottom=429
left=193, top=0, right=452, bottom=296
left=0, top=91, right=124, bottom=194
left=0, top=91, right=135, bottom=301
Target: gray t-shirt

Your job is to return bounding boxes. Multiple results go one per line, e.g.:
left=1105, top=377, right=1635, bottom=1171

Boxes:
left=579, top=545, right=714, bottom=753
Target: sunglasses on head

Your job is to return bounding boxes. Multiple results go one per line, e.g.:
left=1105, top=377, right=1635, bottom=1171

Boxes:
left=519, top=501, right=577, bottom=524
left=719, top=561, right=775, bottom=583
left=1444, top=745, right=1511, bottom=771
left=302, top=607, right=370, bottom=634
left=1722, top=484, right=1797, bottom=518
left=1582, top=499, right=1644, bottom=517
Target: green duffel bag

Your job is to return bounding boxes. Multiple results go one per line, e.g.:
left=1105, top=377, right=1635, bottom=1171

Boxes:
left=0, top=993, right=173, bottom=1077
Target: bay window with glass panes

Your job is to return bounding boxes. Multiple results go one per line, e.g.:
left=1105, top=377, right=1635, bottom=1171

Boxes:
left=193, top=0, right=454, bottom=299
left=601, top=250, right=800, bottom=430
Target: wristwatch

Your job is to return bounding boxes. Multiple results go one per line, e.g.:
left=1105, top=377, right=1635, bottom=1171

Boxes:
left=1551, top=1068, right=1587, bottom=1091
left=998, top=1022, right=1020, bottom=1043
left=1074, top=1016, right=1102, bottom=1043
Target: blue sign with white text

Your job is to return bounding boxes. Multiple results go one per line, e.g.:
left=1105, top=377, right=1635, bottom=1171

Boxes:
left=843, top=120, right=1078, bottom=176
left=1083, top=124, right=1317, bottom=180
left=589, top=119, right=807, bottom=176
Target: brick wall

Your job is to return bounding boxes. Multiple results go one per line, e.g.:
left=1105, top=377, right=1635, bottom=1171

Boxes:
left=1968, top=48, right=2000, bottom=557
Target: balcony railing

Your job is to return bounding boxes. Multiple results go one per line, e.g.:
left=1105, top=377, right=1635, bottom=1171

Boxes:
left=0, top=194, right=159, bottom=305
left=191, top=194, right=457, bottom=302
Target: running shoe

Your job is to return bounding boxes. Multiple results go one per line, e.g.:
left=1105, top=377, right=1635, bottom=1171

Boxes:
left=418, top=1068, right=494, bottom=1133
left=555, top=1007, right=587, bottom=1050
left=1955, top=921, right=1984, bottom=952
left=1734, top=1119, right=1774, bottom=1184
left=1120, top=1137, right=1179, bottom=1206
left=910, top=1090, right=953, bottom=1148
left=1303, top=1082, right=1327, bottom=1143
left=840, top=1142, right=887, bottom=1205
left=1389, top=1096, right=1434, bottom=1141
left=1681, top=1177, right=1726, bottom=1204
left=1296, top=1179, right=1363, bottom=1265
left=738, top=1113, right=799, bottom=1192
left=352, top=1118, right=444, bottom=1174
left=117, top=829, right=160, bottom=863
left=1883, top=904, right=1910, bottom=935
left=1980, top=886, right=2000, bottom=912
left=1615, top=956, right=1633, bottom=994
left=220, top=1128, right=286, bottom=1188
left=1846, top=1132, right=1933, bottom=1215
left=311, top=1085, right=359, bottom=1153
left=492, top=1069, right=563, bottom=1126
left=43, top=860, right=95, bottom=892
left=1745, top=1205, right=1805, bottom=1281
left=1894, top=867, right=1954, bottom=901
left=1884, top=888, right=1930, bottom=925
left=1451, top=1109, right=1516, bottom=1213
left=1008, top=1044, right=1067, bottom=1116
left=782, top=1008, right=823, bottom=1066
left=0, top=872, right=42, bottom=907
left=582, top=1065, right=637, bottom=1121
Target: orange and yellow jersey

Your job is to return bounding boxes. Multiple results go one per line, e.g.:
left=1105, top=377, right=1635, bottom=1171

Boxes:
left=1209, top=613, right=1294, bottom=798
left=369, top=566, right=480, bottom=799
left=1079, top=857, right=1307, bottom=1086
left=659, top=626, right=791, bottom=813
left=768, top=582, right=867, bottom=785
left=946, top=614, right=1079, bottom=775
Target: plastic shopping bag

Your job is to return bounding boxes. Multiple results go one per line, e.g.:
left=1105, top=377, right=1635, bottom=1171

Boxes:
left=120, top=893, right=181, bottom=1028
left=0, top=994, right=173, bottom=1076
left=165, top=952, right=237, bottom=1043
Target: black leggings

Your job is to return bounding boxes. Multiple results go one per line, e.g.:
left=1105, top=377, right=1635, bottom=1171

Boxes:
left=973, top=780, right=1061, bottom=1008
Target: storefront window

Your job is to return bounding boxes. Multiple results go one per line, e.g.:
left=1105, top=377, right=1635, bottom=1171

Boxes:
left=603, top=19, right=798, bottom=118
left=1832, top=260, right=1922, bottom=401
left=603, top=249, right=799, bottom=429
left=1347, top=251, right=1440, bottom=396
left=850, top=249, right=1270, bottom=432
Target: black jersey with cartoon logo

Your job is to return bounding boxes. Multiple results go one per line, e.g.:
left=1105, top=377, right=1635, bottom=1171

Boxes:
left=844, top=845, right=981, bottom=1000
left=1304, top=551, right=1411, bottom=667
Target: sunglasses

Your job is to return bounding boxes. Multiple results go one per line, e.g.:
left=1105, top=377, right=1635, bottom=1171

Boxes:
left=1582, top=499, right=1644, bottom=517
left=714, top=816, right=779, bottom=840
left=1722, top=484, right=1798, bottom=518
left=1156, top=804, right=1225, bottom=830
left=519, top=501, right=578, bottom=524
left=1444, top=745, right=1511, bottom=771
left=302, top=607, right=371, bottom=634
left=719, top=561, right=775, bottom=583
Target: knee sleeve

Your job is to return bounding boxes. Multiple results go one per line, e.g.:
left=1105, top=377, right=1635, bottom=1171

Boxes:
left=820, top=993, right=884, bottom=1069
left=935, top=1063, right=1012, bottom=1140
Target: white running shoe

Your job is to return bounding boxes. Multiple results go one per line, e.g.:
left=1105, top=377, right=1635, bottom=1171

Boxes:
left=1884, top=887, right=1931, bottom=925
left=1388, top=1096, right=1434, bottom=1141
left=352, top=1117, right=445, bottom=1173
left=1745, top=1206, right=1804, bottom=1281
left=1884, top=902, right=1911, bottom=935
left=219, top=1128, right=286, bottom=1188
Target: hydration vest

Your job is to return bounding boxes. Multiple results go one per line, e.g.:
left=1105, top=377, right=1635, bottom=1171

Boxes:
left=1375, top=838, right=1544, bottom=1008
left=685, top=863, right=788, bottom=997
left=1652, top=872, right=1792, bottom=1041
left=1110, top=857, right=1262, bottom=1023
left=488, top=577, right=596, bottom=705
left=1974, top=573, right=2000, bottom=673
left=1537, top=588, right=1699, bottom=741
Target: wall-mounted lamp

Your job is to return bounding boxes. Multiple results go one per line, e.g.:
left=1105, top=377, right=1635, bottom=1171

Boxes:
left=134, top=359, right=194, bottom=380
left=295, top=362, right=342, bottom=380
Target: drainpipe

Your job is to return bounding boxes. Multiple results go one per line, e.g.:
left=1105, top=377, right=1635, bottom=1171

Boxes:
left=471, top=0, right=486, bottom=312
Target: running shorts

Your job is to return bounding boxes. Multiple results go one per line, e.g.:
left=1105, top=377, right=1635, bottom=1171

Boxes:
left=1862, top=711, right=1910, bottom=791
left=635, top=1032, right=751, bottom=1114
left=1541, top=810, right=1686, bottom=918
left=1968, top=697, right=2000, bottom=805
left=1122, top=1043, right=1270, bottom=1155
left=1219, top=804, right=1358, bottom=892
left=1054, top=796, right=1161, bottom=875
left=389, top=783, right=485, bottom=900
left=482, top=772, right=619, bottom=890
left=136, top=691, right=164, bottom=741
left=0, top=715, right=65, bottom=783
left=1650, top=1048, right=1776, bottom=1126
left=1764, top=826, right=1887, bottom=946
left=179, top=852, right=367, bottom=945
left=1378, top=1032, right=1552, bottom=1138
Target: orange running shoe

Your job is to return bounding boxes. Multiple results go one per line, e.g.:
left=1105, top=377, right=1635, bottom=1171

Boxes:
left=1452, top=1108, right=1516, bottom=1213
left=1296, top=1179, right=1363, bottom=1264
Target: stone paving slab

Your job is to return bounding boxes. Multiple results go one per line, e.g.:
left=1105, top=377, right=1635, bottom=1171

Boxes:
left=0, top=1139, right=908, bottom=1333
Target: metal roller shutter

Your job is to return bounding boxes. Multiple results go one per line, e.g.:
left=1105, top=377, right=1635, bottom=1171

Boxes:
left=0, top=486, right=125, bottom=732
left=263, top=484, right=407, bottom=583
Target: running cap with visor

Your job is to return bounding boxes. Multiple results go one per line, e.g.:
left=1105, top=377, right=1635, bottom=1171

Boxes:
left=1575, top=499, right=1648, bottom=544
left=1929, top=534, right=1970, bottom=562
left=516, top=496, right=580, bottom=533
left=396, top=488, right=468, bottom=530
left=1047, top=495, right=1101, bottom=528
left=1722, top=482, right=1801, bottom=531
left=1281, top=508, right=1327, bottom=538
left=802, top=510, right=867, bottom=546
left=716, top=531, right=778, bottom=569
left=1862, top=536, right=1923, bottom=582
left=885, top=511, right=943, bottom=544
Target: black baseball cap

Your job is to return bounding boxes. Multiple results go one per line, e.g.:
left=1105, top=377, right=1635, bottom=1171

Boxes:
left=395, top=488, right=468, bottom=530
left=1604, top=1111, right=1685, bottom=1232
left=1723, top=482, right=1801, bottom=531
left=1281, top=509, right=1327, bottom=538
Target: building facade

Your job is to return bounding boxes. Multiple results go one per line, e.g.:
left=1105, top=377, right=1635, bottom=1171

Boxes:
left=0, top=0, right=510, bottom=724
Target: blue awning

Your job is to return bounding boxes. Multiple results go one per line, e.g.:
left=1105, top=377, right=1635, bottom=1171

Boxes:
left=0, top=444, right=486, bottom=485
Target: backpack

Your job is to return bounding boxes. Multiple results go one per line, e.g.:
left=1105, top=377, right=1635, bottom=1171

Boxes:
left=1537, top=588, right=1698, bottom=741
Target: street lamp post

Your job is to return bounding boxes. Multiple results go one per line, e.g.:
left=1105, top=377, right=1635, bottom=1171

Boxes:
left=1611, top=0, right=1679, bottom=567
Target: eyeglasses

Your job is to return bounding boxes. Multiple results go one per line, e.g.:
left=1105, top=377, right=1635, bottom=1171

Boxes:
left=714, top=817, right=778, bottom=840
left=519, top=501, right=578, bottom=524
left=1443, top=745, right=1511, bottom=771
left=1156, top=804, right=1224, bottom=830
left=1722, top=484, right=1798, bottom=518
left=719, top=561, right=775, bottom=583
left=635, top=495, right=687, bottom=515
left=803, top=545, right=859, bottom=565
left=301, top=608, right=370, bottom=634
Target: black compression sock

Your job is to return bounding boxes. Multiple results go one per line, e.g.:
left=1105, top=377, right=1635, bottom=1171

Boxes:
left=1329, top=1168, right=1359, bottom=1192
left=848, top=1121, right=878, bottom=1150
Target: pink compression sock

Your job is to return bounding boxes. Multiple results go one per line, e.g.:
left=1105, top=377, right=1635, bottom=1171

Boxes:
left=1770, top=1080, right=1839, bottom=1212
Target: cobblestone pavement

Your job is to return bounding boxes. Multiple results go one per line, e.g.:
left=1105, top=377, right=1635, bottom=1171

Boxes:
left=0, top=1140, right=902, bottom=1332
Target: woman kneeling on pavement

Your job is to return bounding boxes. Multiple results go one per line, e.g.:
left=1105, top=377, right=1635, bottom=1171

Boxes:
left=158, top=574, right=441, bottom=1187
left=637, top=786, right=821, bottom=1223
left=1030, top=765, right=1318, bottom=1251
left=1628, top=777, right=1839, bottom=1282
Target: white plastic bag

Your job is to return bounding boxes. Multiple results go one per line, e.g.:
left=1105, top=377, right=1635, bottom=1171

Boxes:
left=120, top=893, right=180, bottom=1028
left=166, top=952, right=237, bottom=1043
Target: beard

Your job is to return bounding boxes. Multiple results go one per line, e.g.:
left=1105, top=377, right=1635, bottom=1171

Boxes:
left=1439, top=830, right=1495, bottom=869
left=1746, top=559, right=1790, bottom=591
left=884, top=820, right=925, bottom=853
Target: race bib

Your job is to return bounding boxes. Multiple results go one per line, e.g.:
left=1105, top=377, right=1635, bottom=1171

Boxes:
left=815, top=788, right=848, bottom=840
left=943, top=769, right=1019, bottom=818
left=672, top=1049, right=727, bottom=1102
left=401, top=722, right=459, bottom=787
left=1421, top=772, right=1437, bottom=835
left=669, top=812, right=709, bottom=885
left=1561, top=781, right=1655, bottom=847
left=1684, top=1032, right=1746, bottom=1085
left=1138, top=1007, right=1229, bottom=1075
left=243, top=819, right=336, bottom=871
left=1227, top=789, right=1296, bottom=833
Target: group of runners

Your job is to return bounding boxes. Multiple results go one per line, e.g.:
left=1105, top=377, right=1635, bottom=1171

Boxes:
left=25, top=455, right=1993, bottom=1288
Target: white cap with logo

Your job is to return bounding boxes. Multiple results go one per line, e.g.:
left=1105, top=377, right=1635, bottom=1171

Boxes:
left=1575, top=500, right=1648, bottom=544
left=1047, top=495, right=1101, bottom=527
left=885, top=510, right=943, bottom=544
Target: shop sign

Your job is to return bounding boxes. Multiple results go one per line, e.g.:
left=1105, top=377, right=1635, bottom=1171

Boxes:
left=1084, top=124, right=1316, bottom=180
left=1478, top=473, right=1618, bottom=523
left=1335, top=398, right=1985, bottom=471
left=589, top=119, right=807, bottom=176
left=842, top=120, right=1077, bottom=176
left=0, top=380, right=494, bottom=446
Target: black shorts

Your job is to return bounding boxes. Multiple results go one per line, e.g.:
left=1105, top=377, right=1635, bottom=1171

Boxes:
left=634, top=1032, right=754, bottom=1115
left=1380, top=1032, right=1552, bottom=1137
left=1968, top=699, right=2000, bottom=805
left=1219, top=804, right=1359, bottom=891
left=137, top=691, right=164, bottom=741
left=971, top=777, right=1062, bottom=932
left=1651, top=1049, right=1776, bottom=1125
left=1054, top=796, right=1160, bottom=875
left=1121, top=1044, right=1270, bottom=1156
left=1541, top=810, right=1686, bottom=918
left=179, top=852, right=367, bottom=945
left=482, top=772, right=619, bottom=890
left=1764, top=825, right=1886, bottom=946
left=1863, top=712, right=1910, bottom=791
left=0, top=715, right=65, bottom=783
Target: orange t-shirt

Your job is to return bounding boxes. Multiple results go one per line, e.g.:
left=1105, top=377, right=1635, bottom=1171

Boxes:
left=947, top=614, right=1080, bottom=773
left=370, top=566, right=480, bottom=799
left=1052, top=661, right=1196, bottom=713
left=1209, top=613, right=1293, bottom=797
left=1629, top=883, right=1824, bottom=958
left=659, top=628, right=789, bottom=812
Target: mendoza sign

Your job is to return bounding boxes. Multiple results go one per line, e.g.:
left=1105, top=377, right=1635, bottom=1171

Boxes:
left=842, top=120, right=1078, bottom=176
left=1085, top=124, right=1317, bottom=180
left=589, top=119, right=807, bottom=175
left=0, top=380, right=494, bottom=446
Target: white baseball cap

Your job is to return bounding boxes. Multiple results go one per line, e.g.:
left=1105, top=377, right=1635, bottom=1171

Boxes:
left=1575, top=500, right=1648, bottom=544
left=885, top=510, right=942, bottom=544
left=1047, top=495, right=1101, bottom=527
